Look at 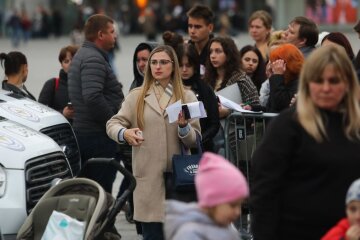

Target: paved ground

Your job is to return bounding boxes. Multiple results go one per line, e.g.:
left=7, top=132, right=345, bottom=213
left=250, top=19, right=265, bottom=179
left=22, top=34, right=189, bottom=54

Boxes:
left=1, top=31, right=359, bottom=239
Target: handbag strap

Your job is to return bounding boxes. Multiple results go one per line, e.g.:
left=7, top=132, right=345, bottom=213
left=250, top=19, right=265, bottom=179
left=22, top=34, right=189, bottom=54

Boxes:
left=180, top=131, right=202, bottom=155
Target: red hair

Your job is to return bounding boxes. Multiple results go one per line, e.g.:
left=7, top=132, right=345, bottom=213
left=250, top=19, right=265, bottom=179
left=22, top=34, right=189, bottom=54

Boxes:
left=269, top=43, right=304, bottom=84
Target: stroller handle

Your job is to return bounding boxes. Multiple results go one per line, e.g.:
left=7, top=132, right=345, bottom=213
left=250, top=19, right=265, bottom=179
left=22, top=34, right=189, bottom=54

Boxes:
left=79, top=158, right=137, bottom=240
left=78, top=158, right=136, bottom=192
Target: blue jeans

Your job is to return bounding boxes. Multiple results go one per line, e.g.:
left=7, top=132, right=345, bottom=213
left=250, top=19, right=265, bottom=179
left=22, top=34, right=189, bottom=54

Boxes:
left=141, top=222, right=164, bottom=240
left=75, top=132, right=117, bottom=193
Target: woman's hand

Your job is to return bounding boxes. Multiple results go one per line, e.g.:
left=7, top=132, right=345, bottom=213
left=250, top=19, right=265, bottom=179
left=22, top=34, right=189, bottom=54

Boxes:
left=124, top=128, right=144, bottom=146
left=62, top=106, right=74, bottom=119
left=178, top=110, right=188, bottom=128
left=271, top=59, right=286, bottom=75
left=241, top=104, right=252, bottom=110
left=218, top=102, right=231, bottom=118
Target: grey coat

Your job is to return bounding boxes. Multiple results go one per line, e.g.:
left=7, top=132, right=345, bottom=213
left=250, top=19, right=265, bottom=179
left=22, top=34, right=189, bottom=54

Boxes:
left=68, top=40, right=124, bottom=133
left=164, top=200, right=240, bottom=240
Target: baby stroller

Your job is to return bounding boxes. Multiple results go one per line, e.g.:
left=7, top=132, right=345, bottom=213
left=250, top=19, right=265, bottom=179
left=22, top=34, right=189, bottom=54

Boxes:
left=16, top=158, right=136, bottom=240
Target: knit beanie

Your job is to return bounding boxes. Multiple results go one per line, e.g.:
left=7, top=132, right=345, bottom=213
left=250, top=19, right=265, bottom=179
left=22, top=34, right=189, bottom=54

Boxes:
left=195, top=152, right=249, bottom=208
left=346, top=178, right=360, bottom=205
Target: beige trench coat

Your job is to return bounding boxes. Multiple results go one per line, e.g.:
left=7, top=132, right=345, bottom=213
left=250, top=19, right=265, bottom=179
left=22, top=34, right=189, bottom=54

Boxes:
left=106, top=87, right=201, bottom=222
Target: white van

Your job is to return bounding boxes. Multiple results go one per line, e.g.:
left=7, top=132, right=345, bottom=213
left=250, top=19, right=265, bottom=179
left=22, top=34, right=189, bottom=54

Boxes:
left=0, top=89, right=81, bottom=174
left=0, top=117, right=73, bottom=238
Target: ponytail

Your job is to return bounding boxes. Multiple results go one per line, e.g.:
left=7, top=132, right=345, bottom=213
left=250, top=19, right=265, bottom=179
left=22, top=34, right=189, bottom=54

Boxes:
left=0, top=51, right=27, bottom=76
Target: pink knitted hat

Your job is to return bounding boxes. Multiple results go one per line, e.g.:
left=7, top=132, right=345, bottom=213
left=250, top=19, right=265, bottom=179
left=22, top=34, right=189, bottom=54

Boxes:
left=195, top=152, right=249, bottom=207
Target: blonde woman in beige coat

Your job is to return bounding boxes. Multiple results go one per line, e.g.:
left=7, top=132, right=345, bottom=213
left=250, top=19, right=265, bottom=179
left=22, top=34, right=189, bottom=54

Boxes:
left=106, top=45, right=201, bottom=240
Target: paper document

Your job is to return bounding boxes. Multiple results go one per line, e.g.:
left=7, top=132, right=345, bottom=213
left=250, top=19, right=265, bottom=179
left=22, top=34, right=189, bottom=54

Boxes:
left=166, top=100, right=182, bottom=123
left=216, top=83, right=242, bottom=103
left=218, top=95, right=255, bottom=113
left=166, top=100, right=207, bottom=123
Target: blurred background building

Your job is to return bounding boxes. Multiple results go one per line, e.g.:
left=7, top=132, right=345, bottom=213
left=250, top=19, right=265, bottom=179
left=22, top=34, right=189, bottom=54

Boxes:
left=0, top=0, right=358, bottom=39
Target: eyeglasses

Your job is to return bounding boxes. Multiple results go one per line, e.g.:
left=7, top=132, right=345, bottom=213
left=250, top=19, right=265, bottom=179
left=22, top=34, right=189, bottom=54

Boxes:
left=150, top=59, right=173, bottom=66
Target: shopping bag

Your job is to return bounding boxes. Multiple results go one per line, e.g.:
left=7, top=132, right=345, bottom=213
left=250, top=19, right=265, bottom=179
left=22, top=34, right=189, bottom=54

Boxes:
left=172, top=133, right=202, bottom=191
left=41, top=210, right=85, bottom=240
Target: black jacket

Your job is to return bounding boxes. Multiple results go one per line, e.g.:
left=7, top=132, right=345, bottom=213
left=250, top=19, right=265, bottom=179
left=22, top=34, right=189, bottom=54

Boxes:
left=266, top=74, right=298, bottom=113
left=39, top=69, right=69, bottom=113
left=68, top=40, right=124, bottom=133
left=251, top=108, right=360, bottom=240
left=183, top=75, right=220, bottom=152
left=188, top=34, right=213, bottom=67
left=130, top=42, right=158, bottom=91
left=2, top=80, right=36, bottom=101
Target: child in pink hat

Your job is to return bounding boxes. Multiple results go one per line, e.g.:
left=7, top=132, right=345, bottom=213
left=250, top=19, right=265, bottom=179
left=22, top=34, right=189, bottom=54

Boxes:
left=164, top=152, right=249, bottom=240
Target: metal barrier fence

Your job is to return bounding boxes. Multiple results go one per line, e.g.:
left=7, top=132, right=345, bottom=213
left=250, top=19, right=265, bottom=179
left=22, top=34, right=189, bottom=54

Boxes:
left=223, top=112, right=278, bottom=239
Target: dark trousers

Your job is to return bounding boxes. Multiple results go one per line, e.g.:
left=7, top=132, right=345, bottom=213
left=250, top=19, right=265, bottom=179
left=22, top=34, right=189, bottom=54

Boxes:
left=141, top=222, right=164, bottom=240
left=75, top=131, right=117, bottom=193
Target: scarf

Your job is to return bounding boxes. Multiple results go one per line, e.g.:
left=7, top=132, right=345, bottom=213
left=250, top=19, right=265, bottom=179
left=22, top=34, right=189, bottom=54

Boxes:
left=153, top=81, right=173, bottom=112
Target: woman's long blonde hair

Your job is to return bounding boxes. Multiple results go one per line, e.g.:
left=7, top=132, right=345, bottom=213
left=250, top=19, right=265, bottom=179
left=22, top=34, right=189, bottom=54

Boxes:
left=136, top=45, right=185, bottom=130
left=297, top=45, right=360, bottom=142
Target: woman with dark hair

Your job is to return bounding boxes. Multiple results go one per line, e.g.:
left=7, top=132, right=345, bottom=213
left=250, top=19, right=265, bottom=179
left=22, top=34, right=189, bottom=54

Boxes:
left=0, top=51, right=35, bottom=100
left=205, top=36, right=260, bottom=118
left=321, top=32, right=355, bottom=61
left=239, top=45, right=267, bottom=92
left=176, top=43, right=220, bottom=153
left=130, top=42, right=159, bottom=90
left=39, top=45, right=79, bottom=120
left=321, top=32, right=360, bottom=83
left=162, top=31, right=184, bottom=50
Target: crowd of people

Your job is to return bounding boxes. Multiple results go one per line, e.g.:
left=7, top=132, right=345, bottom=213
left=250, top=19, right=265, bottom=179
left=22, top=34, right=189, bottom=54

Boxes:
left=2, top=3, right=360, bottom=240
left=4, top=5, right=62, bottom=48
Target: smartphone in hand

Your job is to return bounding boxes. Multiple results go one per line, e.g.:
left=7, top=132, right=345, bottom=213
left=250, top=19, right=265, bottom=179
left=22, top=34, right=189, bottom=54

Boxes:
left=67, top=102, right=73, bottom=109
left=181, top=105, right=191, bottom=120
left=136, top=130, right=144, bottom=144
left=136, top=131, right=143, bottom=138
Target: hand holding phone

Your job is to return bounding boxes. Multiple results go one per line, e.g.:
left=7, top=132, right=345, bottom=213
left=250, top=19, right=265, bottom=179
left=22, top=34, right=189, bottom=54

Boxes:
left=136, top=130, right=144, bottom=144
left=181, top=104, right=191, bottom=120
left=67, top=102, right=73, bottom=109
left=136, top=131, right=143, bottom=138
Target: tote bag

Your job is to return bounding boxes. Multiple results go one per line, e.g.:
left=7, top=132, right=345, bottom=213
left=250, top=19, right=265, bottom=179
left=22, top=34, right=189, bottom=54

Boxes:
left=172, top=133, right=202, bottom=192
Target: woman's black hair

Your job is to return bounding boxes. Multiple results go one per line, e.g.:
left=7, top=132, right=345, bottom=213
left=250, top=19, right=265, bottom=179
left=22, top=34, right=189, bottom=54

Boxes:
left=0, top=51, right=27, bottom=76
left=239, top=45, right=267, bottom=92
left=176, top=43, right=200, bottom=78
left=204, top=36, right=241, bottom=89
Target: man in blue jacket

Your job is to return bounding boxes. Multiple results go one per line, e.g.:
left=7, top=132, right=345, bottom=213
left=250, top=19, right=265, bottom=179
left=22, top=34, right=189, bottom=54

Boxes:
left=68, top=14, right=124, bottom=193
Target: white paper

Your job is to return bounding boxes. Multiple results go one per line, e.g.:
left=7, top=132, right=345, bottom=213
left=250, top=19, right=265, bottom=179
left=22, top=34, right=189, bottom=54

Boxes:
left=218, top=95, right=254, bottom=113
left=216, top=83, right=242, bottom=103
left=166, top=100, right=182, bottom=123
left=166, top=101, right=207, bottom=123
